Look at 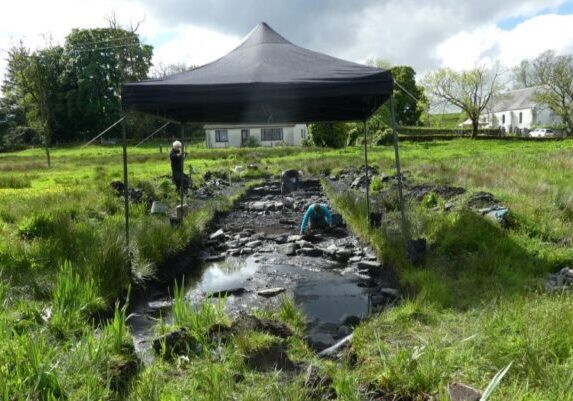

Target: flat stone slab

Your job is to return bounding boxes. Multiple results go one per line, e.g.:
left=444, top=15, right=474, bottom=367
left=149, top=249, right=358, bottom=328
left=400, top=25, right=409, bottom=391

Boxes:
left=245, top=240, right=262, bottom=248
left=448, top=383, right=481, bottom=401
left=209, top=229, right=225, bottom=240
left=257, top=287, right=286, bottom=297
left=288, top=234, right=303, bottom=242
left=204, top=254, right=225, bottom=262
left=207, top=287, right=248, bottom=298
left=357, top=260, right=382, bottom=270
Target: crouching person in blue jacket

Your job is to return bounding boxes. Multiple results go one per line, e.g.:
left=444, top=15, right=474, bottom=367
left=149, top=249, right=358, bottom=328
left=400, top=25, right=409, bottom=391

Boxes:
left=300, top=203, right=333, bottom=234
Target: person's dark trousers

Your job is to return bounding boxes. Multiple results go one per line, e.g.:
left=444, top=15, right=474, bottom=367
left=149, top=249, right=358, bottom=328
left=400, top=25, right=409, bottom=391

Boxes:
left=309, top=216, right=327, bottom=230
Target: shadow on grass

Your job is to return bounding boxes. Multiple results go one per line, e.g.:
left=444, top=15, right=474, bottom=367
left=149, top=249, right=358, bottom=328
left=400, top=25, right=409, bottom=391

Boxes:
left=404, top=210, right=552, bottom=310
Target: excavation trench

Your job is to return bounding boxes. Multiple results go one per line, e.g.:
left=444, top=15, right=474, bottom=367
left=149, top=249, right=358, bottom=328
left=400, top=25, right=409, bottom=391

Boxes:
left=129, top=179, right=400, bottom=363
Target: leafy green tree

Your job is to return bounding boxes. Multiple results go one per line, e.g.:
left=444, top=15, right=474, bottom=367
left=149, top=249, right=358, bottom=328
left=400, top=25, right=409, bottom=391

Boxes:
left=366, top=59, right=427, bottom=126
left=527, top=50, right=573, bottom=136
left=423, top=64, right=502, bottom=138
left=8, top=45, right=65, bottom=165
left=60, top=27, right=153, bottom=138
left=308, top=122, right=349, bottom=148
left=0, top=44, right=31, bottom=149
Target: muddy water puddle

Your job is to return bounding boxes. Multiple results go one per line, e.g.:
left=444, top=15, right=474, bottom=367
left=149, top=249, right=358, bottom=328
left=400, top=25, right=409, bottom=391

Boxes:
left=129, top=180, right=398, bottom=362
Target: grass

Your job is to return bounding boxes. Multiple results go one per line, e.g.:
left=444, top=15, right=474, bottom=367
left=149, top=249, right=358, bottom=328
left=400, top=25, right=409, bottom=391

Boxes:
left=2, top=138, right=573, bottom=400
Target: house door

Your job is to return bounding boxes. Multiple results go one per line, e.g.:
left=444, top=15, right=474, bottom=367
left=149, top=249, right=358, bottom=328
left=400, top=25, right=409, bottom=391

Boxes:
left=241, top=129, right=249, bottom=146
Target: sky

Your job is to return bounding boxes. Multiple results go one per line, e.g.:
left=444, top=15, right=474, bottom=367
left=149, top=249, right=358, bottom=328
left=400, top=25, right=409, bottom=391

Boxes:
left=1, top=0, right=573, bottom=83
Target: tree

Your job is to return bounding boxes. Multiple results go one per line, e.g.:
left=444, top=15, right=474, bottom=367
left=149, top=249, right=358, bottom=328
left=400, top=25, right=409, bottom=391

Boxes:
left=0, top=43, right=32, bottom=150
left=512, top=60, right=533, bottom=89
left=423, top=64, right=502, bottom=138
left=9, top=45, right=65, bottom=165
left=528, top=51, right=573, bottom=136
left=60, top=26, right=153, bottom=138
left=150, top=62, right=195, bottom=79
left=308, top=123, right=349, bottom=148
left=366, top=59, right=427, bottom=126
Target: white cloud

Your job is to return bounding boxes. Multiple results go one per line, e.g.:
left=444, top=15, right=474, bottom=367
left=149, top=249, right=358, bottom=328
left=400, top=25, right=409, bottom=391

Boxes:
left=435, top=13, right=573, bottom=70
left=151, top=25, right=241, bottom=69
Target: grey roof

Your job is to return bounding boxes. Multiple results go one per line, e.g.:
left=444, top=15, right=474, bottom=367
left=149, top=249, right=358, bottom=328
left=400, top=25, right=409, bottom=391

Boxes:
left=488, top=86, right=545, bottom=113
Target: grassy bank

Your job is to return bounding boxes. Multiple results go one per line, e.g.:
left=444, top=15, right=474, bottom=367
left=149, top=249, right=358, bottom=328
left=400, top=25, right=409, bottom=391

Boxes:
left=2, top=139, right=573, bottom=400
left=326, top=139, right=573, bottom=399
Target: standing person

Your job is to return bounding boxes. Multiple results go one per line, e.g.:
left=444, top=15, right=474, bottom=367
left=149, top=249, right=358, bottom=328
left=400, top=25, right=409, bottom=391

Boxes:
left=300, top=203, right=333, bottom=234
left=280, top=169, right=303, bottom=195
left=170, top=141, right=188, bottom=191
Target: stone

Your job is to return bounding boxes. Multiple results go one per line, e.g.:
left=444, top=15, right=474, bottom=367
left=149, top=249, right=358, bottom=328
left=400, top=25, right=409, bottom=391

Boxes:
left=283, top=197, right=294, bottom=208
left=339, top=314, right=361, bottom=327
left=150, top=201, right=169, bottom=215
left=257, top=287, right=286, bottom=297
left=207, top=287, right=247, bottom=298
left=357, top=260, right=382, bottom=270
left=335, top=249, right=353, bottom=262
left=245, top=240, right=262, bottom=248
left=280, top=243, right=297, bottom=256
left=175, top=204, right=190, bottom=219
left=209, top=229, right=225, bottom=241
left=296, top=239, right=313, bottom=249
left=448, top=383, right=481, bottom=401
left=288, top=234, right=303, bottom=242
left=250, top=201, right=267, bottom=211
left=204, top=254, right=225, bottom=262
left=299, top=248, right=323, bottom=257
left=241, top=247, right=253, bottom=255
left=307, top=332, right=336, bottom=351
left=279, top=219, right=296, bottom=225
left=318, top=334, right=353, bottom=358
left=348, top=256, right=362, bottom=263
left=226, top=248, right=240, bottom=256
left=273, top=235, right=288, bottom=244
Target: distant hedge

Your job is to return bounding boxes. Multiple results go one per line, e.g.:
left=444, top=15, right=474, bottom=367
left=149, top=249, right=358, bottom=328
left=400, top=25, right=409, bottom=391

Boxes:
left=398, top=126, right=504, bottom=136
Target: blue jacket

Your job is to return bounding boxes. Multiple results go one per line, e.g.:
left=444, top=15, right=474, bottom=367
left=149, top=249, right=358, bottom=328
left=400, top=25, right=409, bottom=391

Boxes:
left=300, top=204, right=332, bottom=233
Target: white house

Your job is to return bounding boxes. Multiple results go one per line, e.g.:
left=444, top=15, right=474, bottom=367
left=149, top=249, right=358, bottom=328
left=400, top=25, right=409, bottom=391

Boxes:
left=204, top=123, right=308, bottom=148
left=484, top=87, right=560, bottom=133
left=458, top=87, right=561, bottom=133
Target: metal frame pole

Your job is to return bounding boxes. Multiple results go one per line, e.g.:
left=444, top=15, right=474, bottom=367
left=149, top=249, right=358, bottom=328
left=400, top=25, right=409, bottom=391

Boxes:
left=363, top=120, right=370, bottom=225
left=390, top=95, right=410, bottom=247
left=121, top=115, right=130, bottom=249
left=180, top=123, right=185, bottom=211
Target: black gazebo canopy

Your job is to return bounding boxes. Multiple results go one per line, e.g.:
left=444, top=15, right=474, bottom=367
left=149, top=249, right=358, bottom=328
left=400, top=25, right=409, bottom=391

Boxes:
left=122, top=22, right=393, bottom=123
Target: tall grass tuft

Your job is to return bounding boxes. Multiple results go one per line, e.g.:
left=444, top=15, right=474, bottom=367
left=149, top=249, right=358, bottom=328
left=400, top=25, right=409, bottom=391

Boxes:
left=51, top=261, right=104, bottom=333
left=171, top=279, right=227, bottom=340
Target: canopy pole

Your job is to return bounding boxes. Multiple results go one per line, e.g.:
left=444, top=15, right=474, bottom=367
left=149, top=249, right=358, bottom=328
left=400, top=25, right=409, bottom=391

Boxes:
left=80, top=116, right=125, bottom=149
left=134, top=122, right=171, bottom=147
left=179, top=123, right=185, bottom=215
left=363, top=120, right=370, bottom=225
left=390, top=95, right=410, bottom=249
left=120, top=115, right=130, bottom=249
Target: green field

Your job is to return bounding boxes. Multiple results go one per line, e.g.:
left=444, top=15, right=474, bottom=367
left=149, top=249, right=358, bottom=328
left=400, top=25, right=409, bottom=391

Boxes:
left=2, top=139, right=573, bottom=400
left=427, top=112, right=466, bottom=128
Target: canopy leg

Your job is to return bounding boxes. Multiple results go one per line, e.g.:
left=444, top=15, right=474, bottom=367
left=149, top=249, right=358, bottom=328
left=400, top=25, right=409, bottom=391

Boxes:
left=180, top=123, right=185, bottom=215
left=390, top=95, right=410, bottom=248
left=363, top=120, right=370, bottom=225
left=121, top=115, right=130, bottom=250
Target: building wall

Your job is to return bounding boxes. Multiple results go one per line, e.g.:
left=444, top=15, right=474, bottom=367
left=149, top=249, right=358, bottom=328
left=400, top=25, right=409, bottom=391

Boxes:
left=485, top=105, right=561, bottom=131
left=205, top=124, right=307, bottom=148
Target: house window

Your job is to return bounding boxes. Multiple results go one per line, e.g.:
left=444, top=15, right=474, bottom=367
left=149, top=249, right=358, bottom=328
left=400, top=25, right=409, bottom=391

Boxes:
left=501, top=114, right=505, bottom=124
left=519, top=112, right=523, bottom=124
left=261, top=127, right=283, bottom=141
left=215, top=129, right=228, bottom=142
left=300, top=128, right=306, bottom=139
